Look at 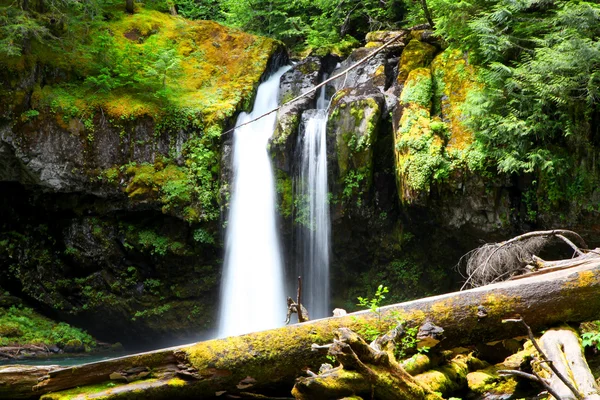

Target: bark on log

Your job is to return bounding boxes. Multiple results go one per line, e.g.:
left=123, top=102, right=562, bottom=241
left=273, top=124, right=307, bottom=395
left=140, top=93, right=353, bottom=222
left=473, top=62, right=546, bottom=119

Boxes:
left=5, top=260, right=600, bottom=399
left=0, top=366, right=60, bottom=399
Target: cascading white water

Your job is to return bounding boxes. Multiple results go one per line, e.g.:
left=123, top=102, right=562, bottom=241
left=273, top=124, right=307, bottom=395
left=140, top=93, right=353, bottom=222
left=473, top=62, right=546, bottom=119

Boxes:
left=218, top=66, right=290, bottom=337
left=296, top=85, right=330, bottom=319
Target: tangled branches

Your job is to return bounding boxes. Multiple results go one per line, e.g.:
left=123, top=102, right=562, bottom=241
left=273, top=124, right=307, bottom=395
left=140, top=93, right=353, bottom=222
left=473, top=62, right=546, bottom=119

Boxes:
left=459, top=230, right=587, bottom=289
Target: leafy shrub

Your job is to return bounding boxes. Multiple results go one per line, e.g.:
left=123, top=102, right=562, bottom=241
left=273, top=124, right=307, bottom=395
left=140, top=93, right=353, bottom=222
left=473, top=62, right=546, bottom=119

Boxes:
left=0, top=306, right=96, bottom=349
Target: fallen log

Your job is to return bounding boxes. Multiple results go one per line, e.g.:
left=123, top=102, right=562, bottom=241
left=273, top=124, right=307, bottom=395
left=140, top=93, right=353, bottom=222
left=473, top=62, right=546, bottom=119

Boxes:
left=5, top=259, right=600, bottom=400
left=292, top=328, right=441, bottom=400
left=0, top=366, right=60, bottom=399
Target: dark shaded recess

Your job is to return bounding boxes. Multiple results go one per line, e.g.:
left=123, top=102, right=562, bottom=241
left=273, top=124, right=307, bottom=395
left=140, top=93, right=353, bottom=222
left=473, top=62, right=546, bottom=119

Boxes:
left=0, top=181, right=222, bottom=349
left=329, top=112, right=468, bottom=310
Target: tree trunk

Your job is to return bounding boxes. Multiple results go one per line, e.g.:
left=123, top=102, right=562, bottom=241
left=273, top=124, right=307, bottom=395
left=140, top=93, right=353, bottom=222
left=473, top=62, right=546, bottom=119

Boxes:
left=420, top=0, right=435, bottom=28
left=125, top=0, right=134, bottom=14
left=6, top=258, right=600, bottom=399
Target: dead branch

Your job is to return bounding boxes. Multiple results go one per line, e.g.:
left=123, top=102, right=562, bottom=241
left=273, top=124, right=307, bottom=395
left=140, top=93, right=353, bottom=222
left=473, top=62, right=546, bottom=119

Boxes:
left=460, top=230, right=588, bottom=289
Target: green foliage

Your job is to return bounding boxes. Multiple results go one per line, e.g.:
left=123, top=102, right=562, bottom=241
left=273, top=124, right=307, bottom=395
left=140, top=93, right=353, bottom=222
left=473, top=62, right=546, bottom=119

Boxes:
left=202, top=0, right=407, bottom=53
left=342, top=169, right=367, bottom=201
left=355, top=285, right=428, bottom=357
left=582, top=321, right=600, bottom=350
left=421, top=0, right=600, bottom=214
left=400, top=68, right=433, bottom=108
left=132, top=304, right=172, bottom=321
left=137, top=229, right=184, bottom=256
left=357, top=284, right=389, bottom=315
left=356, top=284, right=390, bottom=342
left=0, top=0, right=104, bottom=57
left=0, top=305, right=96, bottom=348
left=174, top=0, right=222, bottom=20
left=193, top=228, right=215, bottom=244
left=144, top=47, right=183, bottom=96
left=20, top=109, right=40, bottom=121
left=183, top=126, right=222, bottom=222
left=143, top=279, right=162, bottom=295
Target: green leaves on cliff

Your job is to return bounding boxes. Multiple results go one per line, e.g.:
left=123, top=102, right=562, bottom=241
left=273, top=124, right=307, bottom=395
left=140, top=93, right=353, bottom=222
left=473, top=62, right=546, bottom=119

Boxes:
left=176, top=0, right=406, bottom=53
left=0, top=305, right=96, bottom=348
left=463, top=1, right=600, bottom=174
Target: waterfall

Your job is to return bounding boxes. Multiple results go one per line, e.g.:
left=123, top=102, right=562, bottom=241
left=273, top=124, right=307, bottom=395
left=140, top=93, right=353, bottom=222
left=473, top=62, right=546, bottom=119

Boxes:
left=218, top=66, right=290, bottom=337
left=295, top=84, right=330, bottom=319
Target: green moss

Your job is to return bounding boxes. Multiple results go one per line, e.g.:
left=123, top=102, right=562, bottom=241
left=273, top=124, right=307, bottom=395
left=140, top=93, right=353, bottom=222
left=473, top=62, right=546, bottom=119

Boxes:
left=272, top=112, right=300, bottom=147
left=0, top=306, right=96, bottom=349
left=397, top=39, right=437, bottom=84
left=329, top=94, right=381, bottom=202
left=100, top=129, right=221, bottom=223
left=401, top=68, right=433, bottom=108
left=275, top=170, right=293, bottom=219
left=394, top=48, right=484, bottom=203
left=40, top=380, right=145, bottom=400
left=431, top=49, right=481, bottom=152
left=13, top=8, right=280, bottom=123
left=414, top=355, right=470, bottom=395
left=467, top=366, right=518, bottom=396
left=394, top=101, right=449, bottom=200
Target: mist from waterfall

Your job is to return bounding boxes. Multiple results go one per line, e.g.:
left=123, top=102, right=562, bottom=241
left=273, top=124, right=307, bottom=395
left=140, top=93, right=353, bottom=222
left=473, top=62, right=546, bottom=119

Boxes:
left=218, top=66, right=290, bottom=337
left=295, top=84, right=330, bottom=320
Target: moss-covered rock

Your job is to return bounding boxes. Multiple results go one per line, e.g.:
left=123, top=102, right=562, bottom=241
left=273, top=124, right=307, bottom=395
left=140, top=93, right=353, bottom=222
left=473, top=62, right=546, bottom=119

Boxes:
left=431, top=49, right=481, bottom=152
left=328, top=87, right=384, bottom=198
left=397, top=39, right=437, bottom=85
left=0, top=305, right=97, bottom=351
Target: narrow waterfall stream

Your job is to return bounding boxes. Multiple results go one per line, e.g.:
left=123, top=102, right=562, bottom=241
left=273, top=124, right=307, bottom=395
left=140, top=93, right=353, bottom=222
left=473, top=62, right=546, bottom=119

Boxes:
left=218, top=66, right=290, bottom=337
left=296, top=84, right=331, bottom=319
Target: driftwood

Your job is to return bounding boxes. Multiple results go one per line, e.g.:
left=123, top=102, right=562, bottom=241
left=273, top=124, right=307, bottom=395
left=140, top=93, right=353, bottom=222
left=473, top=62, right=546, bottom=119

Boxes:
left=4, top=259, right=600, bottom=399
left=538, top=329, right=600, bottom=400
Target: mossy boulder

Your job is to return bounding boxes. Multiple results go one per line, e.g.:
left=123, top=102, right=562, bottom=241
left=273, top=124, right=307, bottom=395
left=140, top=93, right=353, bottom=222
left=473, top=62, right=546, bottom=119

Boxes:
left=394, top=66, right=446, bottom=204
left=330, top=47, right=393, bottom=94
left=0, top=7, right=284, bottom=209
left=431, top=49, right=481, bottom=152
left=328, top=86, right=385, bottom=203
left=364, top=30, right=409, bottom=52
left=397, top=39, right=437, bottom=85
left=271, top=56, right=323, bottom=173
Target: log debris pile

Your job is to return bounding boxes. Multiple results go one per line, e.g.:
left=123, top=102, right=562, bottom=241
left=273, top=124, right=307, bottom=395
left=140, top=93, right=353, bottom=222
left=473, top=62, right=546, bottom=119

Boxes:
left=3, top=234, right=600, bottom=399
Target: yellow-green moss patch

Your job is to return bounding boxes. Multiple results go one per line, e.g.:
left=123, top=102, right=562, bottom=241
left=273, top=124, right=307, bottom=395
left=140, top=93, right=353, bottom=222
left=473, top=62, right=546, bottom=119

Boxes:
left=397, top=39, right=437, bottom=84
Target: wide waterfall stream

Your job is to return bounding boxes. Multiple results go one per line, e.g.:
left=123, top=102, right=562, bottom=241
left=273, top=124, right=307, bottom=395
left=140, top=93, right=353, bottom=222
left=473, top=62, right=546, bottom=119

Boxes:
left=295, top=85, right=331, bottom=319
left=218, top=66, right=291, bottom=337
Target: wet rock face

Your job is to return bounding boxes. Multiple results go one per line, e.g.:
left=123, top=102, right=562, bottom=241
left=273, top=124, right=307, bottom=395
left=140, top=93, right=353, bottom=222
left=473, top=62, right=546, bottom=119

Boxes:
left=0, top=183, right=221, bottom=346
left=268, top=28, right=525, bottom=310
left=328, top=85, right=385, bottom=202
left=0, top=114, right=187, bottom=196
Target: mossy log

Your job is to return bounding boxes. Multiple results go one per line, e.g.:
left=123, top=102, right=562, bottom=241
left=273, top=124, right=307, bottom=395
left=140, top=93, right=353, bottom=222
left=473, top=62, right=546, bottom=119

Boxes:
left=413, top=353, right=486, bottom=395
left=292, top=328, right=441, bottom=400
left=0, top=366, right=60, bottom=399
left=5, top=260, right=600, bottom=399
